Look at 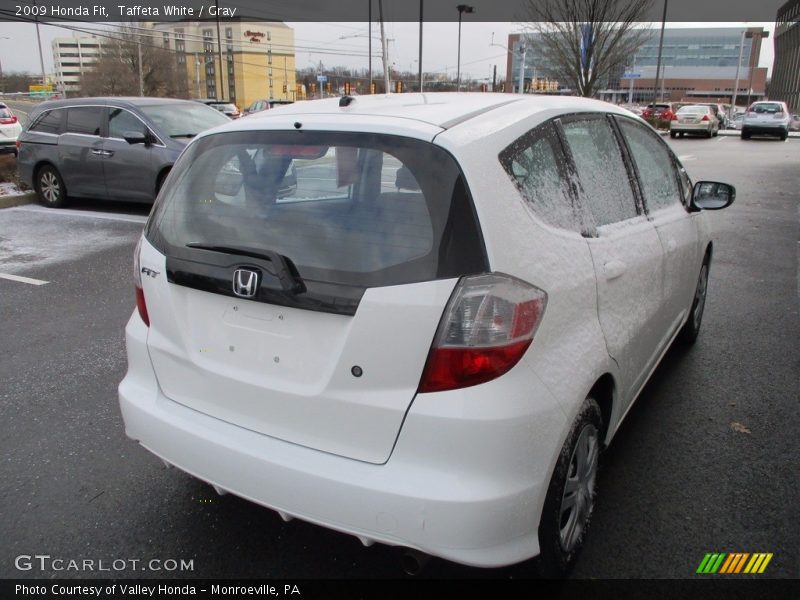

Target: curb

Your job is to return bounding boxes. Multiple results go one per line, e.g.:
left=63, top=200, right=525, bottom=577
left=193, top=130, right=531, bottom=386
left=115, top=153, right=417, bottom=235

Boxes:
left=0, top=192, right=37, bottom=209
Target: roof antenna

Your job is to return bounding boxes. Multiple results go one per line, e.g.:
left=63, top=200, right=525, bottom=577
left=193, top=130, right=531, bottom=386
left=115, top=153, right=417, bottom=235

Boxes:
left=339, top=95, right=355, bottom=107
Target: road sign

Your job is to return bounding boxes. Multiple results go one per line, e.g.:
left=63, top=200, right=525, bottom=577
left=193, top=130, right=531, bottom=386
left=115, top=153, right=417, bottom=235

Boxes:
left=316, top=75, right=327, bottom=82
left=622, top=73, right=641, bottom=79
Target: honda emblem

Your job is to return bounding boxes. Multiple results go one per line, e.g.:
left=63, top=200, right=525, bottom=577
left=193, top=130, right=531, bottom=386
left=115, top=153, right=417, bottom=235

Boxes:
left=232, top=268, right=259, bottom=298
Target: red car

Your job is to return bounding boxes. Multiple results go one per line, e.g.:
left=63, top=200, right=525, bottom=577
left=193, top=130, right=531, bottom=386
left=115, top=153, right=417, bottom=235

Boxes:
left=641, top=103, right=675, bottom=121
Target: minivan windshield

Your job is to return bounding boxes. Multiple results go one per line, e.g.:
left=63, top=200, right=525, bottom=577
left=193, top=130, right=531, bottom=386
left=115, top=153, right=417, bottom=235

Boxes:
left=146, top=131, right=487, bottom=289
left=139, top=103, right=230, bottom=138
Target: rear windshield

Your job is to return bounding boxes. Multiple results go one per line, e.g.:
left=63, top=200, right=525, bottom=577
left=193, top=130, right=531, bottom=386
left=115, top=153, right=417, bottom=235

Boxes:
left=146, top=131, right=487, bottom=288
left=678, top=106, right=707, bottom=114
left=139, top=103, right=230, bottom=138
left=752, top=103, right=783, bottom=114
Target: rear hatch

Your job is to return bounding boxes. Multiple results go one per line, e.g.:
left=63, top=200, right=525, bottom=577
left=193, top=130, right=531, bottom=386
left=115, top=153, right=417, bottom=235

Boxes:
left=745, top=102, right=786, bottom=127
left=140, top=127, right=488, bottom=464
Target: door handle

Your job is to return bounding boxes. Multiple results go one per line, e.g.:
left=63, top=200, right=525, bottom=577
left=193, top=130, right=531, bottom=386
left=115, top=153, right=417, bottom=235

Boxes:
left=91, top=149, right=104, bottom=156
left=103, top=150, right=114, bottom=157
left=603, top=259, right=627, bottom=281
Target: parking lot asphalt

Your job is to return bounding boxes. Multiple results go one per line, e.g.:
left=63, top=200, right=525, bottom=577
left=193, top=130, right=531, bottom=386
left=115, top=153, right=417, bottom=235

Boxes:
left=0, top=134, right=797, bottom=580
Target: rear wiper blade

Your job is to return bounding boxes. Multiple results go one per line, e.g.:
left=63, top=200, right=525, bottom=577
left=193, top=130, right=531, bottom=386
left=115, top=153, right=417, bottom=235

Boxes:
left=186, top=243, right=305, bottom=294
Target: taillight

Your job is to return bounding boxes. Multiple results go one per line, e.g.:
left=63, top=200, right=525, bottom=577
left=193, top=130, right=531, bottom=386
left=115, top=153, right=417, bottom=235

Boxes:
left=671, top=114, right=679, bottom=121
left=133, top=237, right=150, bottom=326
left=418, top=273, right=546, bottom=393
left=701, top=114, right=710, bottom=121
left=0, top=116, right=16, bottom=124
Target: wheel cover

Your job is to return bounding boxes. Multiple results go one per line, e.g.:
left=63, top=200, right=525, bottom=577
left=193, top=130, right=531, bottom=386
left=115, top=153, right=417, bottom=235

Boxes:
left=40, top=171, right=60, bottom=204
left=693, top=265, right=709, bottom=329
left=559, top=423, right=599, bottom=553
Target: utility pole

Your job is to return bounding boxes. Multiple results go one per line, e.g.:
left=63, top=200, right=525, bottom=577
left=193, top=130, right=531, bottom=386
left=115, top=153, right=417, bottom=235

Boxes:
left=368, top=0, right=372, bottom=93
left=732, top=29, right=747, bottom=115
left=418, top=0, right=423, bottom=92
left=195, top=53, right=201, bottom=97
left=651, top=0, right=668, bottom=107
left=456, top=5, right=474, bottom=91
left=518, top=43, right=527, bottom=94
left=33, top=0, right=47, bottom=86
left=214, top=0, right=224, bottom=101
left=378, top=0, right=390, bottom=93
left=628, top=55, right=636, bottom=104
left=492, top=64, right=497, bottom=92
left=137, top=38, right=144, bottom=96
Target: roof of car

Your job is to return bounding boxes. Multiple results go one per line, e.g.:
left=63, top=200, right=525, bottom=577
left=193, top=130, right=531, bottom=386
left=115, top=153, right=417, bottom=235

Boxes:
left=33, top=97, right=201, bottom=111
left=236, top=93, right=627, bottom=131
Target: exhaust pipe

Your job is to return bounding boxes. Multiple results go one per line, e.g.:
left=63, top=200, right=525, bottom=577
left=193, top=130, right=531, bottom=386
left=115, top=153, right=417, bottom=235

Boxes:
left=400, top=549, right=431, bottom=576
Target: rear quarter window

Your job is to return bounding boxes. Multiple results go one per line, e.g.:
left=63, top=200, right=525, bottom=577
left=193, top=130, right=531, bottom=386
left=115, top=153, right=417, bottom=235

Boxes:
left=29, top=109, right=63, bottom=135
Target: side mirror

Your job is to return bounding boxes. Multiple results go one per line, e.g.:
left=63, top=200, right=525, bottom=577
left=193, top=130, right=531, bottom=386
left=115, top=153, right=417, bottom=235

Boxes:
left=691, top=181, right=735, bottom=210
left=123, top=131, right=147, bottom=145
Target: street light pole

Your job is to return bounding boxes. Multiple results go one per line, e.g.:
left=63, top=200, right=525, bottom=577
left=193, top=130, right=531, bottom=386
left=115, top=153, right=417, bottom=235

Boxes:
left=456, top=4, right=474, bottom=91
left=418, top=0, right=423, bottom=92
left=518, top=44, right=527, bottom=94
left=652, top=0, right=668, bottom=107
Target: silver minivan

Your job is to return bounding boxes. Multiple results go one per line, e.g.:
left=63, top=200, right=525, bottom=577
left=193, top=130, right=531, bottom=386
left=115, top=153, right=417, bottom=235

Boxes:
left=17, top=97, right=230, bottom=207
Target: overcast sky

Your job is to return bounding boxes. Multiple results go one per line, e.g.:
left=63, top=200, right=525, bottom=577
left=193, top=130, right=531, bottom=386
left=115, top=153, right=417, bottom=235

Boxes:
left=0, top=21, right=776, bottom=83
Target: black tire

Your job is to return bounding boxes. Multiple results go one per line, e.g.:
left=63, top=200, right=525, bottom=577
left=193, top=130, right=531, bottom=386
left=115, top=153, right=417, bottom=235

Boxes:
left=780, top=131, right=788, bottom=141
left=678, top=258, right=710, bottom=345
left=670, top=131, right=677, bottom=138
left=741, top=130, right=750, bottom=140
left=35, top=164, right=67, bottom=208
left=706, top=129, right=713, bottom=138
left=537, top=398, right=603, bottom=578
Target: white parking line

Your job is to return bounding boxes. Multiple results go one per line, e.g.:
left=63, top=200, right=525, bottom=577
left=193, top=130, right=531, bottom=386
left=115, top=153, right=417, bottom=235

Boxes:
left=0, top=272, right=49, bottom=286
left=12, top=205, right=148, bottom=224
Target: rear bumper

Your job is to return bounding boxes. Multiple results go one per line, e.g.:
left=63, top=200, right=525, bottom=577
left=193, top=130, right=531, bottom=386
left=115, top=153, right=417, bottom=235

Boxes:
left=670, top=123, right=713, bottom=133
left=742, top=124, right=788, bottom=136
left=0, top=139, right=17, bottom=153
left=118, top=312, right=568, bottom=568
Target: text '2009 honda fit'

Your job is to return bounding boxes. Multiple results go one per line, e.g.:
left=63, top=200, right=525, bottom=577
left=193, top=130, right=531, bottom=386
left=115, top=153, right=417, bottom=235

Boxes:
left=119, top=93, right=734, bottom=575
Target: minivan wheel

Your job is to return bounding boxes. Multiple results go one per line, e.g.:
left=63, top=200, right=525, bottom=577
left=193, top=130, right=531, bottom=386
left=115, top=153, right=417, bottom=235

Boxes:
left=678, top=260, right=709, bottom=345
left=36, top=165, right=67, bottom=208
left=536, top=398, right=602, bottom=577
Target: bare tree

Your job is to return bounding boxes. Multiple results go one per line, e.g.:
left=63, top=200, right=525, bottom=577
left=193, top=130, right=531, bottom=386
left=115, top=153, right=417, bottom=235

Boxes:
left=521, top=0, right=654, bottom=97
left=81, top=27, right=188, bottom=98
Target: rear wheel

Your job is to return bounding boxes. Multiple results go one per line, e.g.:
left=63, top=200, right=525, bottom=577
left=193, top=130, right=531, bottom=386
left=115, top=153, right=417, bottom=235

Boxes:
left=670, top=131, right=677, bottom=138
left=35, top=165, right=67, bottom=208
left=780, top=131, right=788, bottom=141
left=537, top=398, right=602, bottom=577
left=678, top=259, right=709, bottom=345
left=741, top=131, right=750, bottom=140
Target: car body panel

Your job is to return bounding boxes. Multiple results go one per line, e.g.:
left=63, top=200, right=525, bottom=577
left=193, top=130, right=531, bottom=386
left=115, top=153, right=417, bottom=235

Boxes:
left=119, top=93, right=722, bottom=568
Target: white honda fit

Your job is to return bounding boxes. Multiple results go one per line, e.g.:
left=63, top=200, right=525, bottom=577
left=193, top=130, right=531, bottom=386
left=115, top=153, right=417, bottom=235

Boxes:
left=119, top=93, right=734, bottom=575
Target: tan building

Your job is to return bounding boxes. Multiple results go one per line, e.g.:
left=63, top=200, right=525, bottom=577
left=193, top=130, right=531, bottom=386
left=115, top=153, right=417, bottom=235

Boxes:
left=148, top=20, right=296, bottom=109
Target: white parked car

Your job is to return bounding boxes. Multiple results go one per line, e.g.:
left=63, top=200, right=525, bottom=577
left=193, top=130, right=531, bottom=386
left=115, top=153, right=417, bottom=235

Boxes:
left=119, top=93, right=734, bottom=576
left=670, top=104, right=719, bottom=138
left=0, top=103, right=22, bottom=156
left=741, top=101, right=791, bottom=140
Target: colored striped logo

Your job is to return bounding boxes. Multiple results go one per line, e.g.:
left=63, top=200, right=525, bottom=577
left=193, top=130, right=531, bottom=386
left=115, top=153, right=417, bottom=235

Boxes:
left=696, top=553, right=773, bottom=574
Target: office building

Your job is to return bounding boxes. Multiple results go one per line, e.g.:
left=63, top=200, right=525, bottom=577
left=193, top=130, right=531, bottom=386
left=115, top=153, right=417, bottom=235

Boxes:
left=506, top=27, right=769, bottom=106
left=770, top=0, right=800, bottom=112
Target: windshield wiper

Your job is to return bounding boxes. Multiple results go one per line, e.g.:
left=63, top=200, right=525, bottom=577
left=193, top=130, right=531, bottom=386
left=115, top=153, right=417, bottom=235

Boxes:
left=186, top=243, right=305, bottom=294
left=170, top=133, right=197, bottom=138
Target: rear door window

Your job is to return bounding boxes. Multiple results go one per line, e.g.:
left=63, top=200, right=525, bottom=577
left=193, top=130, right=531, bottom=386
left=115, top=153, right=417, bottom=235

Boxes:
left=65, top=106, right=102, bottom=136
left=499, top=122, right=586, bottom=234
left=560, top=116, right=638, bottom=228
left=147, top=131, right=487, bottom=289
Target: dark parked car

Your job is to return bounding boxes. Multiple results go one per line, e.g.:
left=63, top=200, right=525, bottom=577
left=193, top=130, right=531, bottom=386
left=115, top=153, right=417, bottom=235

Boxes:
left=244, top=99, right=294, bottom=116
left=17, top=97, right=230, bottom=207
left=196, top=99, right=241, bottom=119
